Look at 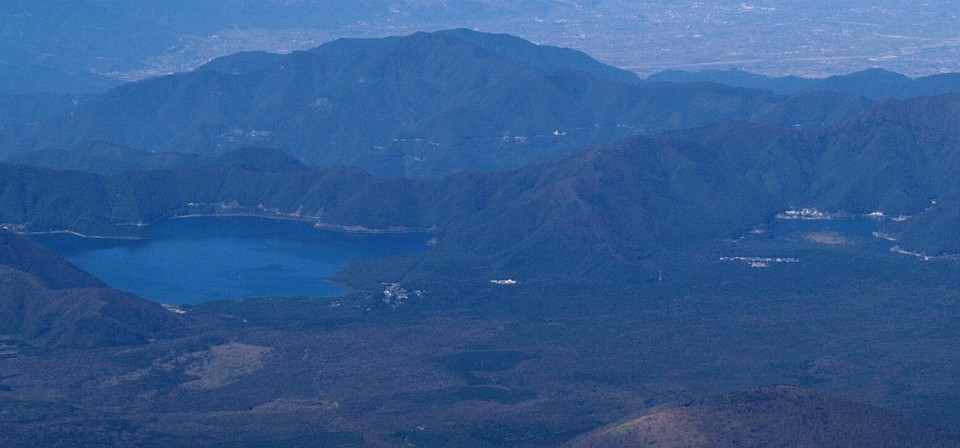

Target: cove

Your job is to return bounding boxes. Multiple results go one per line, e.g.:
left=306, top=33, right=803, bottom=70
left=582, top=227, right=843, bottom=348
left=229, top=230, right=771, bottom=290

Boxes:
left=30, top=216, right=429, bottom=304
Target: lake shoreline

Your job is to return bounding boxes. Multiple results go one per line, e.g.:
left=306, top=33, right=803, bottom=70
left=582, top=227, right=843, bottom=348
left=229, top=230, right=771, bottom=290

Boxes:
left=14, top=212, right=432, bottom=240
left=13, top=228, right=146, bottom=241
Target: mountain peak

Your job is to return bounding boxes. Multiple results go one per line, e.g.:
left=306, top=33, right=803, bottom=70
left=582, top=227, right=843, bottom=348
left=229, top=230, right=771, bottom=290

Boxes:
left=435, top=28, right=639, bottom=83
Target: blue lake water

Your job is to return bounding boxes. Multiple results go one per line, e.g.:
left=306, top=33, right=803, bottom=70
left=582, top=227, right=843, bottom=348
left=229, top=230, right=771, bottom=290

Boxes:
left=30, top=216, right=429, bottom=304
left=766, top=216, right=894, bottom=252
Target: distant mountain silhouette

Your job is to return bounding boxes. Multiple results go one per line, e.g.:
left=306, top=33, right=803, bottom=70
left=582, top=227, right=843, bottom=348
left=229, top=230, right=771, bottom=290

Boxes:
left=196, top=51, right=286, bottom=76
left=562, top=385, right=959, bottom=448
left=0, top=63, right=121, bottom=95
left=432, top=28, right=640, bottom=84
left=0, top=229, right=180, bottom=348
left=0, top=93, right=80, bottom=124
left=648, top=68, right=960, bottom=100
left=6, top=142, right=312, bottom=176
left=6, top=141, right=203, bottom=175
left=0, top=2, right=173, bottom=87
left=212, top=146, right=309, bottom=173
left=1, top=30, right=871, bottom=178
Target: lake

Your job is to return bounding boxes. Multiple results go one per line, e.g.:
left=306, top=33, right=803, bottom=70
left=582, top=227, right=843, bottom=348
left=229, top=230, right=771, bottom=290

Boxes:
left=766, top=214, right=895, bottom=252
left=30, top=216, right=429, bottom=304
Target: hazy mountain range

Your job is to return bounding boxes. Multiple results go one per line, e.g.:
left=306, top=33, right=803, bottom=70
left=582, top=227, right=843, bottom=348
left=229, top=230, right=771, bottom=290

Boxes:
left=5, top=0, right=960, bottom=89
left=648, top=67, right=960, bottom=100
left=1, top=29, right=877, bottom=178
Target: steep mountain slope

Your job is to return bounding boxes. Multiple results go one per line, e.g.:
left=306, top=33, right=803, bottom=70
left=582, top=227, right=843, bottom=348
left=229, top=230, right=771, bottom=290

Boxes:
left=0, top=228, right=106, bottom=290
left=0, top=164, right=118, bottom=234
left=400, top=133, right=792, bottom=281
left=0, top=229, right=181, bottom=348
left=809, top=95, right=960, bottom=213
left=1, top=30, right=871, bottom=178
left=562, top=386, right=959, bottom=448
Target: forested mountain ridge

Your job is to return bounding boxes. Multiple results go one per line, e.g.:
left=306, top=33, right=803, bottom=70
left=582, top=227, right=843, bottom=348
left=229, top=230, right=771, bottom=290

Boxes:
left=5, top=94, right=960, bottom=286
left=0, top=29, right=872, bottom=178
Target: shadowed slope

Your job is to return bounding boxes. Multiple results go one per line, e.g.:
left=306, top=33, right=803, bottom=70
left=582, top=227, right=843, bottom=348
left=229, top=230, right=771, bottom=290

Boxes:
left=0, top=229, right=181, bottom=348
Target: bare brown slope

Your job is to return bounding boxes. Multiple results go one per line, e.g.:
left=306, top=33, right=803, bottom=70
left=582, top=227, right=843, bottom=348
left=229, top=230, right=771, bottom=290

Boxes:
left=562, top=385, right=959, bottom=448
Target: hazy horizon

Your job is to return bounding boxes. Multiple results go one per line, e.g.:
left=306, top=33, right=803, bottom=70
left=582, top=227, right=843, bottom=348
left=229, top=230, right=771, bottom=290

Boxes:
left=3, top=1, right=960, bottom=84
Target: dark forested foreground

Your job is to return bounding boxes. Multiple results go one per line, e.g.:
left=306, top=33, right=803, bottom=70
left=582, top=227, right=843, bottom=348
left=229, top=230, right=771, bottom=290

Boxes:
left=1, top=226, right=960, bottom=446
